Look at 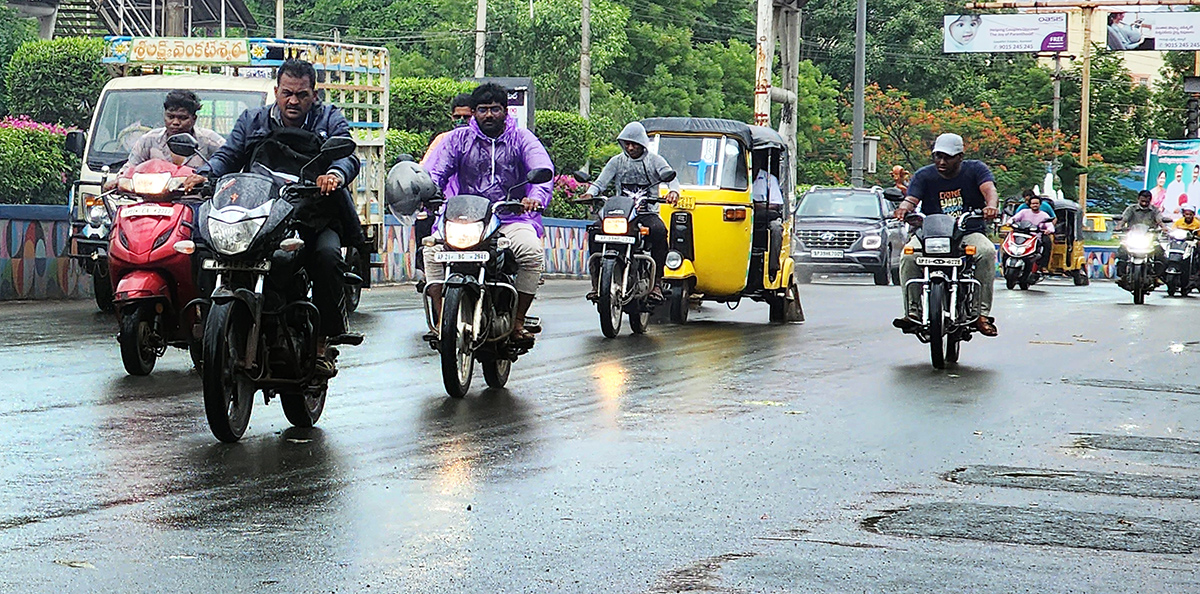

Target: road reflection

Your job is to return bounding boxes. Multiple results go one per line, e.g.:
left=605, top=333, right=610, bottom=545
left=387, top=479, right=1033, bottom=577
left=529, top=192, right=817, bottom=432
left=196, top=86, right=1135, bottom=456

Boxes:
left=416, top=389, right=537, bottom=491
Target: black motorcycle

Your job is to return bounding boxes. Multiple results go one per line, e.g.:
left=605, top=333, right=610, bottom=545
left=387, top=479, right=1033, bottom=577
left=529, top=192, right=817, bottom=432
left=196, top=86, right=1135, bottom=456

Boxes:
left=1117, top=225, right=1161, bottom=305
left=423, top=168, right=554, bottom=398
left=901, top=210, right=988, bottom=369
left=1162, top=228, right=1197, bottom=297
left=574, top=171, right=676, bottom=338
left=182, top=135, right=361, bottom=442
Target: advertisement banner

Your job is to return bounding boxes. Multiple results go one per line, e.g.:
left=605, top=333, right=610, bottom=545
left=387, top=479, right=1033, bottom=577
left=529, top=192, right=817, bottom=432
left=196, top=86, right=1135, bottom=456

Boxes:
left=1144, top=139, right=1200, bottom=220
left=1105, top=8, right=1200, bottom=51
left=943, top=14, right=1068, bottom=54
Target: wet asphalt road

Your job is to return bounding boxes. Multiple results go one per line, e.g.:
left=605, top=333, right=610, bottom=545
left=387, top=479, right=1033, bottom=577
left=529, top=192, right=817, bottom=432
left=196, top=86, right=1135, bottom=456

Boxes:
left=2, top=277, right=1200, bottom=593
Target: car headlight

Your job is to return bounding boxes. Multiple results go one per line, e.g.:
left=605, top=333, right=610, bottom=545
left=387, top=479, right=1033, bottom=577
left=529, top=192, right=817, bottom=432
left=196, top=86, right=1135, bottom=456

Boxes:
left=925, top=237, right=951, bottom=254
left=603, top=217, right=629, bottom=235
left=131, top=172, right=172, bottom=196
left=209, top=218, right=265, bottom=255
left=86, top=204, right=110, bottom=226
left=862, top=235, right=882, bottom=249
left=445, top=220, right=485, bottom=249
left=665, top=250, right=684, bottom=270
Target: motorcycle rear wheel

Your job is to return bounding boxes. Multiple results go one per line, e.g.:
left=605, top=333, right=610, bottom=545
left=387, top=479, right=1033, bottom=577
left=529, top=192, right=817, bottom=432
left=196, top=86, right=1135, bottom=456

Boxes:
left=439, top=286, right=475, bottom=398
left=482, top=357, right=511, bottom=388
left=280, top=385, right=326, bottom=428
left=202, top=302, right=255, bottom=442
left=928, top=282, right=947, bottom=370
left=118, top=304, right=157, bottom=376
left=629, top=299, right=651, bottom=334
left=598, top=258, right=623, bottom=338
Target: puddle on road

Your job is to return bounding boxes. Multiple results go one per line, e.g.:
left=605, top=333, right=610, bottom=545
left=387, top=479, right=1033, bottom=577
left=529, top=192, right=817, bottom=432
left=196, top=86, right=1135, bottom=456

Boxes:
left=1073, top=434, right=1200, bottom=456
left=645, top=552, right=756, bottom=594
left=944, top=465, right=1200, bottom=499
left=863, top=502, right=1200, bottom=554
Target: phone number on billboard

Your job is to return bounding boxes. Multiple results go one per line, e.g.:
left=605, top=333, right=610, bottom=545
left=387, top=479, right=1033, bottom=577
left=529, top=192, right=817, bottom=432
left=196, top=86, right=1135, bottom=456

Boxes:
left=992, top=44, right=1035, bottom=51
left=1158, top=41, right=1200, bottom=50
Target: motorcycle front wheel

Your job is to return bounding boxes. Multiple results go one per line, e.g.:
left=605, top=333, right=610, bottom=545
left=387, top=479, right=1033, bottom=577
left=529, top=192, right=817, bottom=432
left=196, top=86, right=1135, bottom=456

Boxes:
left=1130, top=263, right=1146, bottom=305
left=440, top=286, right=476, bottom=398
left=598, top=258, right=624, bottom=338
left=118, top=303, right=157, bottom=376
left=202, top=301, right=256, bottom=442
left=928, top=282, right=947, bottom=369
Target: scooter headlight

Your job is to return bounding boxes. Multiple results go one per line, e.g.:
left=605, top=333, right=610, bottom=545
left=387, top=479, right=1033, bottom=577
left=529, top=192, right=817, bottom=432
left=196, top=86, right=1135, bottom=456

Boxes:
left=1170, top=229, right=1190, bottom=241
left=665, top=250, right=684, bottom=270
left=209, top=218, right=265, bottom=255
left=131, top=172, right=173, bottom=196
left=862, top=235, right=882, bottom=249
left=924, top=237, right=951, bottom=254
left=603, top=217, right=629, bottom=235
left=445, top=220, right=485, bottom=249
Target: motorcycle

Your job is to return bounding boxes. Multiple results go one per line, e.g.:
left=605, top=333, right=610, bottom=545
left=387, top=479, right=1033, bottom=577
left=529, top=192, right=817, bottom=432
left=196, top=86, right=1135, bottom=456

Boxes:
left=574, top=171, right=677, bottom=338
left=1162, top=228, right=1197, bottom=297
left=182, top=134, right=362, bottom=442
left=1000, top=220, right=1045, bottom=290
left=421, top=168, right=554, bottom=398
left=1118, top=226, right=1160, bottom=305
left=901, top=210, right=989, bottom=369
left=106, top=158, right=205, bottom=375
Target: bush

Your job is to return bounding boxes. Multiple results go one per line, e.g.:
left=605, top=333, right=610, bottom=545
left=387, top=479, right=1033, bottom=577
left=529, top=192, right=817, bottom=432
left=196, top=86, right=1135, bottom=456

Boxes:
left=588, top=143, right=622, bottom=169
left=545, top=174, right=590, bottom=220
left=389, top=77, right=475, bottom=137
left=0, top=7, right=38, bottom=116
left=536, top=110, right=592, bottom=175
left=385, top=129, right=431, bottom=165
left=0, top=118, right=77, bottom=204
left=5, top=37, right=107, bottom=128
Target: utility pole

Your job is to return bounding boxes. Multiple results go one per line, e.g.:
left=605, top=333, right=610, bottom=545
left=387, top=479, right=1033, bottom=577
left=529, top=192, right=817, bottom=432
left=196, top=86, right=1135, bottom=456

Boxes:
left=850, top=0, right=866, bottom=187
left=753, top=0, right=775, bottom=127
left=1079, top=6, right=1093, bottom=214
left=164, top=0, right=185, bottom=36
left=474, top=0, right=487, bottom=78
left=580, top=0, right=591, bottom=120
left=275, top=0, right=283, bottom=38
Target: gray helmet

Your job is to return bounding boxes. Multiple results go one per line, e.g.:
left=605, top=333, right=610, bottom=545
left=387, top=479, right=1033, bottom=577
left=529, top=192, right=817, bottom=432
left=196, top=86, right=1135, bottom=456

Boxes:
left=385, top=159, right=438, bottom=218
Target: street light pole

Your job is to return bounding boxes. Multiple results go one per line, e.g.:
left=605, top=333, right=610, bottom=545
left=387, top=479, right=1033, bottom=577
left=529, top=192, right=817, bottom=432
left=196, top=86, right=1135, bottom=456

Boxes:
left=851, top=0, right=866, bottom=187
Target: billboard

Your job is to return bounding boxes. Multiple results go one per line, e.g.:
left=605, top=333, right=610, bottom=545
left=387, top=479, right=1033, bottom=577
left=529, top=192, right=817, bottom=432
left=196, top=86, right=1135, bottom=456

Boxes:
left=1144, top=139, right=1200, bottom=220
left=1105, top=8, right=1200, bottom=51
left=943, top=14, right=1068, bottom=54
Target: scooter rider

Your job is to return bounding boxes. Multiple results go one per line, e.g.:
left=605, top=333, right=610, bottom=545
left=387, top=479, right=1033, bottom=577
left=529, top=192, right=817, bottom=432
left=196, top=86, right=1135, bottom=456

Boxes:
left=577, top=121, right=679, bottom=302
left=422, top=82, right=555, bottom=343
left=892, top=133, right=1000, bottom=337
left=183, top=58, right=362, bottom=374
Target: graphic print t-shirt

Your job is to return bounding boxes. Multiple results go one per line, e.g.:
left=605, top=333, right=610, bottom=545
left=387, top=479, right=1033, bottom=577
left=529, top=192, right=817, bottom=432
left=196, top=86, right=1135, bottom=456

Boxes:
left=907, top=160, right=995, bottom=233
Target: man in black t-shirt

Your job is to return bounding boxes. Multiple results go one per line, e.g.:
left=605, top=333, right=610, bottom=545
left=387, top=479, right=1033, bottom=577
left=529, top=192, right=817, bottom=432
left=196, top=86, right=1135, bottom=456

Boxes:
left=892, top=133, right=1001, bottom=336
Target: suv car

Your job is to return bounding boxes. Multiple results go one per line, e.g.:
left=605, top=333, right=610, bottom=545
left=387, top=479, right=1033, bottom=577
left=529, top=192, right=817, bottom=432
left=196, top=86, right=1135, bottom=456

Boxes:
left=793, top=186, right=905, bottom=285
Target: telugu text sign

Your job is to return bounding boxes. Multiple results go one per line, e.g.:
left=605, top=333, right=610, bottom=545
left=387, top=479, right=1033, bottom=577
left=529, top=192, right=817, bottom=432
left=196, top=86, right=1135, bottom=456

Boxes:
left=943, top=14, right=1068, bottom=54
left=1105, top=8, right=1200, bottom=51
left=126, top=38, right=251, bottom=64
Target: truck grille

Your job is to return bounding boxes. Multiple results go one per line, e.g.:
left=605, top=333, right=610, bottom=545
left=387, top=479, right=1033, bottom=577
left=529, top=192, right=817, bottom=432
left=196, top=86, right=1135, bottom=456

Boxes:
left=797, top=229, right=861, bottom=250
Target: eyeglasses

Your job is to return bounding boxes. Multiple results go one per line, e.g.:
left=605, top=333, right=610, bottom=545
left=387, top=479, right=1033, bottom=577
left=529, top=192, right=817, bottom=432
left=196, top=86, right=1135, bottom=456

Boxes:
left=474, top=105, right=506, bottom=115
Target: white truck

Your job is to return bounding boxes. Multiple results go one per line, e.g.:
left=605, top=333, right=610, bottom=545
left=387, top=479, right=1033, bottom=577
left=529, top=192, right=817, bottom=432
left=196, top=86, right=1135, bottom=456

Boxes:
left=66, top=36, right=389, bottom=312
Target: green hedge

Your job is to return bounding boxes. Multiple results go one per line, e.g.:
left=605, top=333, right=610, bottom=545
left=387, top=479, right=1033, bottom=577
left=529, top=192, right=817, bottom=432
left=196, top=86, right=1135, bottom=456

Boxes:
left=536, top=110, right=592, bottom=175
left=0, top=126, right=75, bottom=204
left=385, top=129, right=431, bottom=165
left=5, top=37, right=107, bottom=129
left=389, top=77, right=475, bottom=137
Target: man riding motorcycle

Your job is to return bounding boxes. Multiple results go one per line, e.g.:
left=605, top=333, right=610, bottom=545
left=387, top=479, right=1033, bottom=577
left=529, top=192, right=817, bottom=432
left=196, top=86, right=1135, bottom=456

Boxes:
left=1175, top=204, right=1200, bottom=232
left=422, top=82, right=555, bottom=343
left=183, top=58, right=362, bottom=374
left=412, top=93, right=473, bottom=292
left=892, top=133, right=1000, bottom=337
left=577, top=121, right=680, bottom=302
left=1116, top=190, right=1169, bottom=278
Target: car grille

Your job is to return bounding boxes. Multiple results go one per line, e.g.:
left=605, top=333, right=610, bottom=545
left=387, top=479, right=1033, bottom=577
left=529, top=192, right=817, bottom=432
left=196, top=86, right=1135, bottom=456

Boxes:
left=797, top=229, right=861, bottom=250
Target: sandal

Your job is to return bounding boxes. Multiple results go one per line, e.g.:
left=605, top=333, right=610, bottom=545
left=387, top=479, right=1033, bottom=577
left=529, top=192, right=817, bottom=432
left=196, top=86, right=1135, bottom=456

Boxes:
left=975, top=316, right=998, bottom=337
left=892, top=315, right=921, bottom=331
left=511, top=326, right=535, bottom=342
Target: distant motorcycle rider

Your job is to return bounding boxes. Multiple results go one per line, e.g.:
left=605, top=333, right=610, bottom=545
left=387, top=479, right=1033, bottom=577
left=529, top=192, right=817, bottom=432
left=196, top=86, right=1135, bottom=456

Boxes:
left=1115, top=189, right=1168, bottom=278
left=578, top=121, right=679, bottom=302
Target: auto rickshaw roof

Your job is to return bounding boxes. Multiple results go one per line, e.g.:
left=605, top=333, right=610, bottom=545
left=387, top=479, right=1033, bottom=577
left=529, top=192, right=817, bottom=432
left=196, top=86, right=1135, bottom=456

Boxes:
left=641, top=117, right=754, bottom=148
left=748, top=125, right=786, bottom=150
left=1052, top=199, right=1081, bottom=212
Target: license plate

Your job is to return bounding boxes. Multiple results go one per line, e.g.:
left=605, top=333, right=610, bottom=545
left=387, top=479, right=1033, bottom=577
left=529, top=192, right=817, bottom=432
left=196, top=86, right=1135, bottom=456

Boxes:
left=434, top=251, right=489, bottom=263
left=121, top=204, right=175, bottom=218
left=810, top=249, right=843, bottom=259
left=595, top=234, right=636, bottom=244
left=202, top=259, right=271, bottom=272
left=916, top=257, right=963, bottom=267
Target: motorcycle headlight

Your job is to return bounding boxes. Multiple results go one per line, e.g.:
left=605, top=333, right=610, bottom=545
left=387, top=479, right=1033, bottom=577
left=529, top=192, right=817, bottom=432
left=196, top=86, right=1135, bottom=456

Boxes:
left=1124, top=232, right=1153, bottom=254
left=862, top=235, right=882, bottom=249
left=925, top=237, right=951, bottom=254
left=603, top=217, right=629, bottom=235
left=1170, top=229, right=1189, bottom=241
left=445, top=220, right=485, bottom=249
left=209, top=217, right=266, bottom=255
left=131, top=172, right=172, bottom=196
left=86, top=204, right=110, bottom=226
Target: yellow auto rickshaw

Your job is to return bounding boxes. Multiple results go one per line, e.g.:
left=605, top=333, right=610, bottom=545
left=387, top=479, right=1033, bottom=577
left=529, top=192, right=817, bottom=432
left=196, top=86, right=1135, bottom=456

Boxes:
left=1048, top=199, right=1089, bottom=285
left=640, top=117, right=803, bottom=323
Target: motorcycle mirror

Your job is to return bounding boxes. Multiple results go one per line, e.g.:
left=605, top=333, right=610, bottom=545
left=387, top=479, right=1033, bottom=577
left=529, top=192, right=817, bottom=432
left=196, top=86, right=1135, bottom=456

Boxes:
left=1164, top=217, right=1174, bottom=224
left=319, top=136, right=357, bottom=160
left=660, top=170, right=677, bottom=183
left=166, top=133, right=200, bottom=158
left=526, top=168, right=553, bottom=185
left=572, top=170, right=592, bottom=184
left=65, top=130, right=87, bottom=158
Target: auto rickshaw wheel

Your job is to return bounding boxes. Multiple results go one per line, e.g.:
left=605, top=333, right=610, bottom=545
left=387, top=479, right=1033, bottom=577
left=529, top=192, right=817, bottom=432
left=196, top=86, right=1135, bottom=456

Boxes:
left=1072, top=268, right=1089, bottom=286
left=668, top=281, right=690, bottom=324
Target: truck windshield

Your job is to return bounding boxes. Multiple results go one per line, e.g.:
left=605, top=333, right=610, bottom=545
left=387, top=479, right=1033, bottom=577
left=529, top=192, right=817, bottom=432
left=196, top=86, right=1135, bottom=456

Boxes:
left=797, top=191, right=881, bottom=218
left=653, top=135, right=748, bottom=191
left=86, top=89, right=266, bottom=170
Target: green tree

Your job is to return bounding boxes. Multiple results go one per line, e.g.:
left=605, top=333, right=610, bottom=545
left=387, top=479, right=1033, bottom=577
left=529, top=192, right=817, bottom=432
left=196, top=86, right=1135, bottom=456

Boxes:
left=0, top=7, right=36, bottom=116
left=1057, top=47, right=1155, bottom=166
left=5, top=37, right=107, bottom=128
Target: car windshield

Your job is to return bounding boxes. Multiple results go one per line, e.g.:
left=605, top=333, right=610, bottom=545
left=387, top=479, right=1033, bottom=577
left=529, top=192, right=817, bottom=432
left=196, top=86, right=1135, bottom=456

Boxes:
left=86, top=89, right=267, bottom=170
left=653, top=134, right=748, bottom=191
left=797, top=191, right=880, bottom=218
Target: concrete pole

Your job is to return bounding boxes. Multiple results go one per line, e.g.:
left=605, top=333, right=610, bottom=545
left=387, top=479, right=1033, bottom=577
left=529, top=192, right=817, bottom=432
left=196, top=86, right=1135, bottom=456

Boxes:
left=778, top=7, right=800, bottom=174
left=164, top=0, right=186, bottom=36
left=580, top=0, right=591, bottom=119
left=275, top=0, right=284, bottom=38
left=851, top=0, right=866, bottom=187
left=474, top=0, right=487, bottom=78
left=1052, top=52, right=1061, bottom=175
left=1079, top=6, right=1093, bottom=214
left=753, top=0, right=774, bottom=126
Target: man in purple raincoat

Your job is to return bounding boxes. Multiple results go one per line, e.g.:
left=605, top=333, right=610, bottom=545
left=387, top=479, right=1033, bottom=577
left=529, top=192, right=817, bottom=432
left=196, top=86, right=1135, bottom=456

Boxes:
left=422, top=83, right=554, bottom=341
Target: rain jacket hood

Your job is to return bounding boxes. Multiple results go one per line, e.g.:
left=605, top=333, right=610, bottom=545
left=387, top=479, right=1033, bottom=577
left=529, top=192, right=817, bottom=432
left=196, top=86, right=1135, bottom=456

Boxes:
left=617, top=122, right=651, bottom=157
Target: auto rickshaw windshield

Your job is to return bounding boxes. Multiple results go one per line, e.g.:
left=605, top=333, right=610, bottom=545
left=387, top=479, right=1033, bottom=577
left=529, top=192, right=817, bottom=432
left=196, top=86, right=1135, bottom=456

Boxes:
left=653, top=135, right=748, bottom=190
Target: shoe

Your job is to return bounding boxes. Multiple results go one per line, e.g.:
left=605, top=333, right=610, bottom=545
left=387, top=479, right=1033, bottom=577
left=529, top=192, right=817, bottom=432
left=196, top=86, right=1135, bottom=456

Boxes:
left=523, top=316, right=542, bottom=334
left=511, top=326, right=536, bottom=344
left=586, top=290, right=598, bottom=302
left=313, top=356, right=337, bottom=378
left=975, top=316, right=998, bottom=337
left=328, top=332, right=363, bottom=346
left=892, top=314, right=921, bottom=331
left=647, top=285, right=665, bottom=304
left=422, top=330, right=438, bottom=343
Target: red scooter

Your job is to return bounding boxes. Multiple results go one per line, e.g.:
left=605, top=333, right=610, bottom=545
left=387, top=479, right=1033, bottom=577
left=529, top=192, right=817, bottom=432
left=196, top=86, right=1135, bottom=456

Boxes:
left=107, top=159, right=205, bottom=375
